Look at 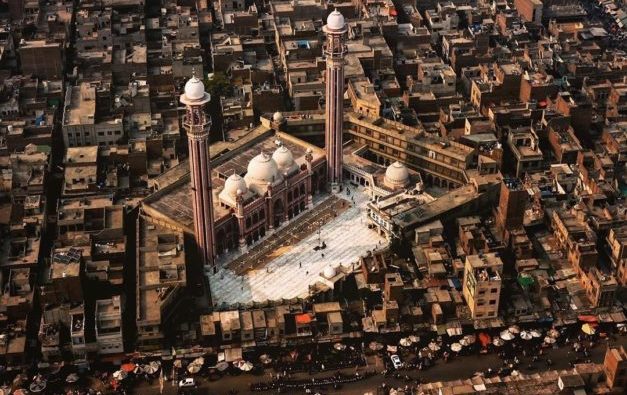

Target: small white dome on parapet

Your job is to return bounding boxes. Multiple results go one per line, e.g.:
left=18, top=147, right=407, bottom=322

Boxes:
left=272, top=112, right=284, bottom=122
left=326, top=10, right=345, bottom=30
left=323, top=265, right=337, bottom=278
left=384, top=161, right=410, bottom=188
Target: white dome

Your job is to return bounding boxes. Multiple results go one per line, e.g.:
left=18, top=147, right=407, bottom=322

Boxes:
left=245, top=152, right=282, bottom=184
left=272, top=112, right=284, bottom=122
left=184, top=76, right=206, bottom=100
left=272, top=145, right=298, bottom=174
left=326, top=10, right=345, bottom=30
left=223, top=174, right=248, bottom=198
left=323, top=265, right=336, bottom=278
left=385, top=161, right=410, bottom=187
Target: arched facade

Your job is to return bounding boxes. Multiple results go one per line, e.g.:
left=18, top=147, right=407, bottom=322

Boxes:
left=215, top=144, right=327, bottom=252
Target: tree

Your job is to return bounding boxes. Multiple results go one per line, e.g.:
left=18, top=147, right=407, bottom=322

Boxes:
left=204, top=72, right=232, bottom=98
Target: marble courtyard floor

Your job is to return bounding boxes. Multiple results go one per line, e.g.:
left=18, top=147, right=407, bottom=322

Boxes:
left=208, top=185, right=387, bottom=306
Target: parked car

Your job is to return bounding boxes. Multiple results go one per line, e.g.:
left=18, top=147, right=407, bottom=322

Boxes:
left=178, top=378, right=196, bottom=388
left=390, top=354, right=402, bottom=369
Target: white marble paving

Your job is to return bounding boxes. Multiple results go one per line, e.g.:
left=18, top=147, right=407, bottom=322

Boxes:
left=208, top=185, right=387, bottom=306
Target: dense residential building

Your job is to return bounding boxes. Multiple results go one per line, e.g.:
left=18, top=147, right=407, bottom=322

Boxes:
left=0, top=0, right=626, bottom=393
left=462, top=253, right=504, bottom=320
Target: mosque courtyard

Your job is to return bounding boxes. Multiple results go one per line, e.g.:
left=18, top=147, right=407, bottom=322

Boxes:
left=207, top=184, right=388, bottom=306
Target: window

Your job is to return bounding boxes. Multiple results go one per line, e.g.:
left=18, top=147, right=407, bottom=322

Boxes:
left=491, top=288, right=498, bottom=293
left=489, top=300, right=496, bottom=305
left=478, top=290, right=486, bottom=296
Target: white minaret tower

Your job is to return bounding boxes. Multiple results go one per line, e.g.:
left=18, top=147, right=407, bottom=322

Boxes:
left=180, top=74, right=215, bottom=270
left=323, top=10, right=347, bottom=193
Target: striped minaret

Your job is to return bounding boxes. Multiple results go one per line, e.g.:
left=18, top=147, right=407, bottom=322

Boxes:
left=323, top=10, right=347, bottom=193
left=180, top=74, right=215, bottom=269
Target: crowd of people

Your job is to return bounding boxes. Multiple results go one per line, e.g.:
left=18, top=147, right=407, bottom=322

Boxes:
left=250, top=370, right=376, bottom=392
left=1, top=319, right=623, bottom=394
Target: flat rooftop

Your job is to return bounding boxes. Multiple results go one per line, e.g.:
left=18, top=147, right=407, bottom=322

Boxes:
left=144, top=130, right=324, bottom=229
left=64, top=85, right=96, bottom=126
left=137, top=216, right=186, bottom=323
left=65, top=146, right=98, bottom=164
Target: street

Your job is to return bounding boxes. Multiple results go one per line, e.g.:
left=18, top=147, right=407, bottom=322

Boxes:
left=130, top=335, right=627, bottom=394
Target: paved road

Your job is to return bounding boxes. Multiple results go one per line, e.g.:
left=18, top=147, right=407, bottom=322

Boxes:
left=129, top=335, right=627, bottom=394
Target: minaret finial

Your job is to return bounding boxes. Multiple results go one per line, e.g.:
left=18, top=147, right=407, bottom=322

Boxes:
left=191, top=67, right=197, bottom=79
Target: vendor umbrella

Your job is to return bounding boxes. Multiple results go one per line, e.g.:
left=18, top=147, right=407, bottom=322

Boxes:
left=65, top=373, right=79, bottom=383
left=259, top=354, right=273, bottom=365
left=544, top=336, right=556, bottom=344
left=582, top=323, right=596, bottom=335
left=238, top=361, right=253, bottom=372
left=193, top=357, right=205, bottom=367
left=493, top=338, right=505, bottom=347
left=29, top=379, right=47, bottom=393
left=386, top=345, right=398, bottom=353
left=187, top=364, right=201, bottom=374
left=463, top=334, right=476, bottom=345
left=530, top=330, right=542, bottom=338
left=173, top=360, right=183, bottom=369
left=133, top=365, right=144, bottom=375
left=450, top=343, right=462, bottom=352
left=216, top=361, right=229, bottom=372
left=428, top=342, right=440, bottom=351
left=500, top=330, right=515, bottom=341
left=146, top=361, right=161, bottom=374
left=409, top=335, right=420, bottom=344
left=143, top=363, right=158, bottom=375
left=547, top=328, right=560, bottom=338
left=520, top=331, right=533, bottom=340
left=334, top=342, right=346, bottom=351
left=399, top=338, right=412, bottom=347
left=478, top=333, right=491, bottom=347
left=121, top=363, right=136, bottom=373
left=508, top=325, right=520, bottom=334
left=369, top=342, right=384, bottom=351
left=112, top=370, right=127, bottom=381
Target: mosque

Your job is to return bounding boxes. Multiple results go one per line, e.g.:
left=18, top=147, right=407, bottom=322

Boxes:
left=140, top=10, right=418, bottom=273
